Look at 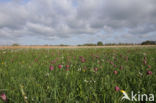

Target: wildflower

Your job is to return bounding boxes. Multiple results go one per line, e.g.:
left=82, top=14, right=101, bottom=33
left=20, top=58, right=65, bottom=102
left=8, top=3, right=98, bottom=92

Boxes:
left=144, top=56, right=147, bottom=60
left=110, top=61, right=114, bottom=65
left=82, top=69, right=86, bottom=72
left=58, top=64, right=62, bottom=69
left=114, top=70, right=118, bottom=75
left=0, top=93, right=7, bottom=101
left=49, top=65, right=54, bottom=71
left=139, top=72, right=143, bottom=76
left=78, top=68, right=81, bottom=71
left=24, top=96, right=28, bottom=100
left=96, top=56, right=99, bottom=59
left=143, top=60, right=147, bottom=65
left=94, top=68, right=98, bottom=72
left=20, top=85, right=28, bottom=103
left=79, top=56, right=85, bottom=63
left=115, top=86, right=120, bottom=92
left=45, top=73, right=50, bottom=77
left=66, top=65, right=70, bottom=68
left=147, top=70, right=152, bottom=75
left=148, top=65, right=151, bottom=68
left=81, top=58, right=85, bottom=63
left=84, top=79, right=89, bottom=83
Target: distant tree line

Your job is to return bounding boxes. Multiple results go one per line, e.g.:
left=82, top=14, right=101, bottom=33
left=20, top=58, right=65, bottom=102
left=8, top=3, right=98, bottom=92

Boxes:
left=78, top=41, right=103, bottom=46
left=78, top=40, right=156, bottom=46
left=78, top=41, right=136, bottom=46
left=11, top=40, right=156, bottom=46
left=141, top=40, right=156, bottom=45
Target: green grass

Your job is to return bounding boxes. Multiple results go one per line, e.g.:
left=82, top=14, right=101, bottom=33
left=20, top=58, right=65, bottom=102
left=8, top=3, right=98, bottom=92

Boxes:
left=0, top=47, right=156, bottom=103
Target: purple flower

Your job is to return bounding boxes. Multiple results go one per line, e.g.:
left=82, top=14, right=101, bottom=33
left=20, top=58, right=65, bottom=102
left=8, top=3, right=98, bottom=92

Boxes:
left=110, top=61, right=114, bottom=65
left=114, top=70, right=118, bottom=75
left=0, top=93, right=7, bottom=101
left=81, top=58, right=85, bottom=63
left=148, top=65, right=151, bottom=68
left=49, top=65, right=54, bottom=71
left=147, top=70, right=152, bottom=75
left=143, top=60, right=147, bottom=65
left=66, top=65, right=70, bottom=68
left=94, top=68, right=98, bottom=72
left=58, top=64, right=62, bottom=69
left=115, top=86, right=120, bottom=92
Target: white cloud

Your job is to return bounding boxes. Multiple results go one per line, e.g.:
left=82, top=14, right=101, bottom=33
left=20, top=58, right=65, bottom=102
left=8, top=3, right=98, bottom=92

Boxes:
left=0, top=0, right=156, bottom=45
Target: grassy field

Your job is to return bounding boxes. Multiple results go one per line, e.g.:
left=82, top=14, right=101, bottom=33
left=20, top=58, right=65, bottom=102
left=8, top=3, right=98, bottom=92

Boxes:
left=0, top=47, right=156, bottom=103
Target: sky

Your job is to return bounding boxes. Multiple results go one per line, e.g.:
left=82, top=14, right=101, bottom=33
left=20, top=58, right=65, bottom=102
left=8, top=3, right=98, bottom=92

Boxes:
left=0, top=0, right=156, bottom=45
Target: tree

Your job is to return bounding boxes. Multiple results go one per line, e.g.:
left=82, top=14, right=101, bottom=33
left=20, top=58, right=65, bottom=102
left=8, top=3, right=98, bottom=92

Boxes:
left=12, top=43, right=20, bottom=46
left=97, top=41, right=103, bottom=46
left=141, top=40, right=156, bottom=45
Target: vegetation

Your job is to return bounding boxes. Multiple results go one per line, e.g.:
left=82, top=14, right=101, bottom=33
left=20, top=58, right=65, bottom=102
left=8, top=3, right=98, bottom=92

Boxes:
left=12, top=43, right=20, bottom=46
left=78, top=43, right=96, bottom=46
left=77, top=40, right=156, bottom=46
left=97, top=41, right=103, bottom=46
left=0, top=47, right=156, bottom=102
left=141, top=40, right=156, bottom=45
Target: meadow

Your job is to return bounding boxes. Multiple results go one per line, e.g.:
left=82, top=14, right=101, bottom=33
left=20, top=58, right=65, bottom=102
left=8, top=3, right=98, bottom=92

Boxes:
left=0, top=47, right=156, bottom=103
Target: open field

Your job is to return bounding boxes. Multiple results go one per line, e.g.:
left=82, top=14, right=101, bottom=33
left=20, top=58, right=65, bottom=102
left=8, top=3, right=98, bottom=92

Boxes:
left=0, top=45, right=156, bottom=49
left=0, top=47, right=156, bottom=102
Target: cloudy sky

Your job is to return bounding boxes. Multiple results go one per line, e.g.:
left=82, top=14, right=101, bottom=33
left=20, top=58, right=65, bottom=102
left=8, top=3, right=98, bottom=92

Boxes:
left=0, top=0, right=156, bottom=45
